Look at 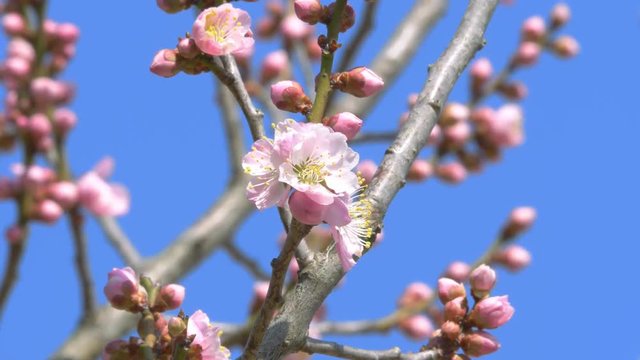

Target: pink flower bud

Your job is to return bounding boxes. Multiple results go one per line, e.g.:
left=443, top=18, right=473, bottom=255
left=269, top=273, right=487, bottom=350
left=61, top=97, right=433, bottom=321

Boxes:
left=104, top=267, right=145, bottom=311
left=168, top=316, right=187, bottom=337
left=281, top=15, right=313, bottom=41
left=469, top=264, right=496, bottom=296
left=48, top=181, right=79, bottom=209
left=461, top=330, right=500, bottom=357
left=470, top=295, right=514, bottom=329
left=43, top=20, right=58, bottom=40
left=437, top=278, right=466, bottom=304
left=550, top=3, right=571, bottom=28
left=0, top=178, right=15, bottom=200
left=521, top=16, right=546, bottom=42
left=30, top=77, right=72, bottom=106
left=499, top=81, right=528, bottom=101
left=53, top=108, right=77, bottom=134
left=250, top=281, right=270, bottom=314
left=552, top=35, right=579, bottom=58
left=514, top=41, right=541, bottom=66
left=407, top=93, right=419, bottom=107
left=444, top=261, right=471, bottom=282
left=428, top=124, right=442, bottom=145
left=496, top=245, right=531, bottom=271
left=56, top=23, right=80, bottom=44
left=5, top=225, right=24, bottom=245
left=398, top=315, right=433, bottom=340
left=407, top=159, right=433, bottom=182
left=323, top=112, right=363, bottom=140
left=327, top=3, right=356, bottom=32
left=436, top=162, right=467, bottom=184
left=33, top=199, right=63, bottom=224
left=3, top=13, right=26, bottom=36
left=398, top=282, right=433, bottom=308
left=357, top=160, right=377, bottom=184
left=509, top=206, right=536, bottom=231
left=470, top=58, right=493, bottom=83
left=270, top=80, right=311, bottom=113
left=156, top=284, right=185, bottom=311
left=177, top=37, right=199, bottom=59
left=27, top=113, right=52, bottom=140
left=156, top=0, right=190, bottom=14
left=444, top=296, right=467, bottom=322
left=150, top=49, right=179, bottom=78
left=444, top=122, right=472, bottom=146
left=294, top=0, right=324, bottom=25
left=4, top=57, right=31, bottom=80
left=306, top=37, right=322, bottom=59
left=441, top=321, right=462, bottom=340
left=261, top=50, right=289, bottom=83
left=289, top=191, right=329, bottom=225
left=398, top=112, right=409, bottom=127
left=440, top=103, right=470, bottom=126
left=8, top=39, right=35, bottom=63
left=332, top=67, right=384, bottom=97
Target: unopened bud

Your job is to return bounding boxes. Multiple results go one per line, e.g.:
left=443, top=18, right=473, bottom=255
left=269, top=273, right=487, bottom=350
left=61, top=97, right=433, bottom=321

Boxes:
left=407, top=160, right=433, bottom=182
left=514, top=41, right=541, bottom=67
left=495, top=245, right=531, bottom=272
left=552, top=35, right=579, bottom=59
left=323, top=112, right=363, bottom=140
left=503, top=206, right=536, bottom=238
left=331, top=67, right=384, bottom=98
left=177, top=37, right=199, bottom=59
left=261, top=50, right=289, bottom=83
left=436, top=162, right=467, bottom=184
left=281, top=15, right=313, bottom=41
left=469, top=264, right=496, bottom=298
left=168, top=316, right=187, bottom=337
left=48, top=181, right=79, bottom=209
left=398, top=315, right=433, bottom=340
left=270, top=80, right=312, bottom=113
left=53, top=108, right=77, bottom=134
left=3, top=13, right=26, bottom=36
left=289, top=191, right=328, bottom=225
left=150, top=49, right=179, bottom=78
left=326, top=3, right=355, bottom=32
left=441, top=321, right=462, bottom=341
left=550, top=3, right=571, bottom=29
left=5, top=225, right=24, bottom=245
left=156, top=283, right=185, bottom=311
left=156, top=0, right=190, bottom=14
left=470, top=295, right=514, bottom=329
left=470, top=58, right=493, bottom=83
left=294, top=0, right=324, bottom=25
left=461, top=330, right=501, bottom=357
left=33, top=199, right=63, bottom=224
left=440, top=103, right=470, bottom=127
left=437, top=278, right=466, bottom=304
left=444, top=296, right=467, bottom=322
left=521, top=16, right=546, bottom=42
left=397, top=282, right=433, bottom=308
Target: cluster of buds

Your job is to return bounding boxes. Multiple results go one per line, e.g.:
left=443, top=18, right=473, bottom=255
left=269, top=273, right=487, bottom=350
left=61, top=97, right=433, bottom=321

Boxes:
left=103, top=267, right=230, bottom=359
left=396, top=282, right=436, bottom=340
left=424, top=264, right=514, bottom=358
left=293, top=0, right=356, bottom=32
left=489, top=206, right=536, bottom=271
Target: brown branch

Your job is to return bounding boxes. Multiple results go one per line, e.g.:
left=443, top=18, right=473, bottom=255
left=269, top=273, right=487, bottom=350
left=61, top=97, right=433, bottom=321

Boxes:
left=223, top=241, right=270, bottom=281
left=328, top=0, right=448, bottom=118
left=259, top=1, right=498, bottom=358
left=303, top=338, right=440, bottom=360
left=96, top=216, right=143, bottom=269
left=68, top=207, right=97, bottom=322
left=241, top=219, right=312, bottom=360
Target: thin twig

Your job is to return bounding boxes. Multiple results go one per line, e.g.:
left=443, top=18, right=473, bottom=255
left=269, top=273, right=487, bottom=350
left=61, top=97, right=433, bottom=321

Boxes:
left=68, top=207, right=97, bottom=322
left=241, top=219, right=312, bottom=360
left=96, top=216, right=143, bottom=269
left=223, top=241, right=270, bottom=281
left=303, top=338, right=440, bottom=360
left=350, top=131, right=397, bottom=144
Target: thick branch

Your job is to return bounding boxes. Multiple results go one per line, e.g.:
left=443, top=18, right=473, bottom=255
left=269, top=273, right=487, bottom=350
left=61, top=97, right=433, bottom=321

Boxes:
left=328, top=0, right=448, bottom=118
left=52, top=181, right=254, bottom=360
left=303, top=338, right=439, bottom=360
left=259, top=1, right=498, bottom=358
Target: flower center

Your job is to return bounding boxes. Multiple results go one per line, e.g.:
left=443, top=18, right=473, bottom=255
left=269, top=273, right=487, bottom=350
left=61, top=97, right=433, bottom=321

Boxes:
left=294, top=161, right=325, bottom=185
left=205, top=10, right=242, bottom=43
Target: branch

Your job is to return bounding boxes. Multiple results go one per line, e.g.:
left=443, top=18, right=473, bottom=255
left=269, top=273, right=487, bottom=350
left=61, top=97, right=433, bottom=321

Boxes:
left=350, top=131, right=397, bottom=144
left=303, top=338, right=440, bottom=360
left=241, top=219, right=312, bottom=360
left=328, top=0, right=448, bottom=118
left=68, top=207, right=97, bottom=322
left=96, top=216, right=143, bottom=269
left=259, top=1, right=498, bottom=358
left=52, top=180, right=255, bottom=359
left=336, top=0, right=379, bottom=73
left=223, top=241, right=270, bottom=281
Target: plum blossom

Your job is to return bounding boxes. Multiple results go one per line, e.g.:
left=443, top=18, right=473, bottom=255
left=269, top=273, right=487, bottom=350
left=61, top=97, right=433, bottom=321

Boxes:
left=77, top=157, right=130, bottom=217
left=192, top=4, right=254, bottom=56
left=187, top=310, right=230, bottom=360
left=329, top=186, right=373, bottom=271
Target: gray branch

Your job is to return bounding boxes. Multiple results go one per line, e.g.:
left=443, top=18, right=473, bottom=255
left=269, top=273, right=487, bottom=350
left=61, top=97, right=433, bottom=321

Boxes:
left=96, top=216, right=143, bottom=269
left=259, top=0, right=498, bottom=358
left=303, top=338, right=440, bottom=360
left=328, top=0, right=448, bottom=118
left=51, top=180, right=255, bottom=360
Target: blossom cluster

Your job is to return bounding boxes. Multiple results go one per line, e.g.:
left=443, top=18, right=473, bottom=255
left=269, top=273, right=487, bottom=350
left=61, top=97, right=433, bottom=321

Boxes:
left=103, top=267, right=230, bottom=360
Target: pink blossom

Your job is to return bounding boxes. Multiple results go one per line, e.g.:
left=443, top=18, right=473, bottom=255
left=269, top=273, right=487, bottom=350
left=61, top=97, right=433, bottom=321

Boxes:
left=470, top=58, right=493, bottom=82
left=470, top=295, right=515, bottom=329
left=323, top=112, right=363, bottom=140
left=444, top=261, right=471, bottom=282
left=461, top=330, right=500, bottom=357
left=437, top=278, right=466, bottom=304
left=242, top=135, right=290, bottom=210
left=398, top=315, right=433, bottom=340
left=77, top=158, right=130, bottom=217
left=281, top=15, right=313, bottom=41
left=150, top=49, right=179, bottom=78
left=497, top=245, right=532, bottom=271
left=470, top=264, right=497, bottom=295
left=397, top=282, right=433, bottom=308
left=192, top=4, right=254, bottom=56
left=261, top=50, right=289, bottom=83
left=2, top=13, right=26, bottom=36
left=104, top=267, right=146, bottom=311
left=356, top=160, right=377, bottom=184
left=521, top=16, right=546, bottom=42
left=330, top=191, right=373, bottom=271
left=48, top=181, right=79, bottom=209
left=187, top=310, right=231, bottom=360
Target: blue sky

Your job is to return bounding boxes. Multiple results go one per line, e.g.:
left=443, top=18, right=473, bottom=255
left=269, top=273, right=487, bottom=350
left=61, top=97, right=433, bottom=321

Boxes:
left=1, top=0, right=639, bottom=359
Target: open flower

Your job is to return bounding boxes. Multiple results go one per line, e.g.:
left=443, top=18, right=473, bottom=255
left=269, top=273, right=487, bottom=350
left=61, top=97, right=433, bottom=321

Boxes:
left=187, top=310, right=230, bottom=360
left=192, top=4, right=254, bottom=56
left=243, top=137, right=290, bottom=210
left=77, top=157, right=130, bottom=217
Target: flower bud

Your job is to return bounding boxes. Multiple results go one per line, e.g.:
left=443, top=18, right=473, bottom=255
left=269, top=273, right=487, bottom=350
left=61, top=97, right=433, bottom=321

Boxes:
left=5, top=225, right=24, bottom=245
left=437, top=278, right=466, bottom=305
left=469, top=264, right=496, bottom=297
left=177, top=37, right=199, bottom=59
left=503, top=206, right=537, bottom=237
left=552, top=35, right=579, bottom=59
left=444, top=122, right=472, bottom=146
left=250, top=281, right=270, bottom=314
left=436, top=162, right=467, bottom=184
left=0, top=178, right=15, bottom=200
left=428, top=124, right=442, bottom=145
left=104, top=267, right=146, bottom=312
left=323, top=112, right=362, bottom=140
left=306, top=37, right=322, bottom=59
left=407, top=93, right=419, bottom=108
left=398, top=315, right=433, bottom=340
left=48, top=181, right=79, bottom=209
left=440, top=103, right=469, bottom=127
left=407, top=160, right=433, bottom=182
left=156, top=0, right=190, bottom=14
left=441, top=321, right=462, bottom=341
left=281, top=15, right=313, bottom=41
left=331, top=67, right=384, bottom=97
left=397, top=282, right=433, bottom=308
left=156, top=283, right=185, bottom=311
left=270, top=80, right=312, bottom=113
left=289, top=191, right=329, bottom=225
left=514, top=41, right=541, bottom=67
left=498, top=81, right=528, bottom=101
left=261, top=50, right=289, bottom=83
left=357, top=160, right=377, bottom=184
left=3, top=13, right=26, bottom=36
left=168, top=316, right=187, bottom=337
left=33, top=199, right=63, bottom=224
left=470, top=295, right=514, bottom=329
left=56, top=23, right=80, bottom=44
left=150, top=49, right=179, bottom=78
left=461, top=330, right=501, bottom=357
left=326, top=3, right=356, bottom=32
left=496, top=245, right=531, bottom=272
left=53, top=108, right=77, bottom=134
left=444, top=296, right=467, bottom=322
left=294, top=0, right=324, bottom=25
left=550, top=3, right=571, bottom=28
left=8, top=39, right=35, bottom=63
left=102, top=339, right=129, bottom=360
left=4, top=57, right=31, bottom=80
left=27, top=113, right=52, bottom=140
left=470, top=58, right=493, bottom=83
left=521, top=16, right=546, bottom=42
